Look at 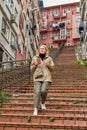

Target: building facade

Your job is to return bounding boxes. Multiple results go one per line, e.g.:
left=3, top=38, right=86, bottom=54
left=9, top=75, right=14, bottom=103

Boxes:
left=0, top=0, right=19, bottom=63
left=0, top=0, right=41, bottom=63
left=40, top=1, right=80, bottom=48
left=79, top=0, right=87, bottom=59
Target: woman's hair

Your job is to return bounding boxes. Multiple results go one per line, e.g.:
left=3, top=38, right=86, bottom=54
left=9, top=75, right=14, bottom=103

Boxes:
left=37, top=44, right=49, bottom=55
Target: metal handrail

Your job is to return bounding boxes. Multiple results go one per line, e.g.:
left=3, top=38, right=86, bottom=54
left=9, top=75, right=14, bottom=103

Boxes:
left=0, top=59, right=31, bottom=94
left=52, top=43, right=64, bottom=60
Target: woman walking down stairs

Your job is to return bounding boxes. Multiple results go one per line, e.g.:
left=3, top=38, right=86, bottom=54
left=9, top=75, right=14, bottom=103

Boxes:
left=0, top=46, right=87, bottom=129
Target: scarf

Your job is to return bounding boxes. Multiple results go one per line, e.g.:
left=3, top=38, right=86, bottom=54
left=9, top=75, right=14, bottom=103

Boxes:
left=39, top=53, right=46, bottom=60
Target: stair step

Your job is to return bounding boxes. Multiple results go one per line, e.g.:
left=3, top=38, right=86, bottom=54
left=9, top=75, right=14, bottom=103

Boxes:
left=0, top=120, right=86, bottom=129
left=1, top=46, right=87, bottom=129
left=0, top=108, right=87, bottom=114
left=2, top=102, right=87, bottom=110
left=0, top=113, right=87, bottom=122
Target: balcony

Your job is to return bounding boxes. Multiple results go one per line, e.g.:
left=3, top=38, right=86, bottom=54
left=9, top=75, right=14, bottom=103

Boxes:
left=52, top=35, right=67, bottom=43
left=53, top=14, right=60, bottom=19
left=73, top=35, right=80, bottom=40
left=61, top=13, right=67, bottom=18
left=40, top=27, right=47, bottom=32
left=40, top=23, right=48, bottom=32
left=52, top=36, right=58, bottom=42
left=67, top=24, right=72, bottom=29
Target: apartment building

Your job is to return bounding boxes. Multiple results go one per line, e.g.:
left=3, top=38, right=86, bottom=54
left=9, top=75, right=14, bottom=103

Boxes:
left=0, top=0, right=41, bottom=63
left=24, top=0, right=41, bottom=60
left=79, top=0, right=87, bottom=59
left=40, top=1, right=80, bottom=48
left=0, top=0, right=19, bottom=63
left=16, top=0, right=41, bottom=60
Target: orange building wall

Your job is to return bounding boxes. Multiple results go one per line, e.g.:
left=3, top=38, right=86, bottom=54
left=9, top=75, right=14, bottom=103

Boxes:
left=40, top=2, right=80, bottom=48
left=16, top=0, right=26, bottom=60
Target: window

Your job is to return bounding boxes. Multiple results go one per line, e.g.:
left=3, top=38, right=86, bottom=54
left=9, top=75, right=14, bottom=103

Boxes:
left=50, top=43, right=54, bottom=48
left=6, top=0, right=15, bottom=14
left=53, top=33, right=58, bottom=40
left=67, top=19, right=70, bottom=24
left=60, top=29, right=66, bottom=39
left=50, top=10, right=54, bottom=15
left=1, top=18, right=10, bottom=41
left=53, top=10, right=58, bottom=16
left=51, top=32, right=58, bottom=40
left=42, top=12, right=47, bottom=18
left=67, top=7, right=71, bottom=13
left=6, top=25, right=10, bottom=41
left=50, top=21, right=53, bottom=27
left=63, top=8, right=67, bottom=16
left=5, top=53, right=8, bottom=62
left=76, top=15, right=81, bottom=22
left=5, top=0, right=11, bottom=8
left=50, top=33, right=53, bottom=38
left=67, top=41, right=71, bottom=46
left=76, top=27, right=79, bottom=35
left=53, top=32, right=58, bottom=37
left=1, top=18, right=6, bottom=34
left=10, top=2, right=15, bottom=14
left=67, top=30, right=70, bottom=37
left=76, top=6, right=80, bottom=12
left=42, top=34, right=47, bottom=39
left=10, top=33, right=15, bottom=45
left=42, top=21, right=47, bottom=27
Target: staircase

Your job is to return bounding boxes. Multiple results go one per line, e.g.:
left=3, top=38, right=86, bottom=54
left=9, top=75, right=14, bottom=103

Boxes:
left=0, top=46, right=87, bottom=130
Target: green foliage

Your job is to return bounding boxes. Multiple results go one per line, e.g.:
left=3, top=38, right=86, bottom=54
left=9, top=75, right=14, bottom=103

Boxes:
left=55, top=106, right=61, bottom=109
left=84, top=71, right=87, bottom=77
left=27, top=116, right=31, bottom=122
left=72, top=100, right=79, bottom=104
left=27, top=95, right=33, bottom=99
left=49, top=117, right=55, bottom=122
left=20, top=62, right=24, bottom=66
left=76, top=60, right=87, bottom=66
left=0, top=92, right=10, bottom=108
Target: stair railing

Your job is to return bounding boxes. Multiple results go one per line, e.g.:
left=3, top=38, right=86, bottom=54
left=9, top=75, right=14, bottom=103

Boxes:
left=0, top=60, right=30, bottom=93
left=52, top=43, right=64, bottom=60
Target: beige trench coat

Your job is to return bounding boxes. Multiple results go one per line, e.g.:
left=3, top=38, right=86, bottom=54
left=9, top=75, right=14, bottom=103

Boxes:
left=30, top=55, right=55, bottom=82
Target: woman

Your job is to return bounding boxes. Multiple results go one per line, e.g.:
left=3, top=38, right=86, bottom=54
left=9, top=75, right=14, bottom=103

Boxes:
left=31, top=44, right=55, bottom=115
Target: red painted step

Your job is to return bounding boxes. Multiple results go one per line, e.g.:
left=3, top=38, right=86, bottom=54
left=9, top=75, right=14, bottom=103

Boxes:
left=0, top=46, right=87, bottom=129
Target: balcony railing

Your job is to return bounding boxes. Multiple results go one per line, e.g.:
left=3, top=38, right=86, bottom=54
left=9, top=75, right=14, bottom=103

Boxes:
left=52, top=35, right=66, bottom=42
left=40, top=25, right=48, bottom=32
left=53, top=14, right=60, bottom=19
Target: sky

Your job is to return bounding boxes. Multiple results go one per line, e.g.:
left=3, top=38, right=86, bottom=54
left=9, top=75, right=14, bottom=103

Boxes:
left=43, top=0, right=80, bottom=7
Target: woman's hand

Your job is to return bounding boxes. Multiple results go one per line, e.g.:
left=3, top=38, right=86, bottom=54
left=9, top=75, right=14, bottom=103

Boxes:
left=42, top=61, right=49, bottom=66
left=35, top=58, right=41, bottom=65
